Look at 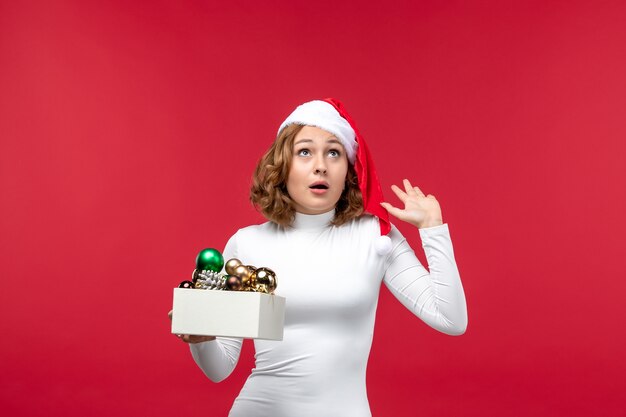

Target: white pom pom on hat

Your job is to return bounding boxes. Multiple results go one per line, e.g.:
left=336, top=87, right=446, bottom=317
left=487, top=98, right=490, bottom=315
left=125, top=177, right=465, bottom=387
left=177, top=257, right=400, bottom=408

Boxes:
left=279, top=98, right=392, bottom=256
left=374, top=235, right=392, bottom=256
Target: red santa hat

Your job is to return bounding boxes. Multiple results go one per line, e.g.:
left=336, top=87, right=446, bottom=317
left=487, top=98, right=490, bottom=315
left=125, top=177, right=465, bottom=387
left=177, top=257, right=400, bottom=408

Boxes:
left=278, top=98, right=392, bottom=255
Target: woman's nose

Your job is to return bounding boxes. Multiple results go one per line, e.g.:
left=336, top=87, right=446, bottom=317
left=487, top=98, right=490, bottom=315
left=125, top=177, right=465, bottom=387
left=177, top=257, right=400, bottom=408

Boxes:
left=314, top=157, right=328, bottom=174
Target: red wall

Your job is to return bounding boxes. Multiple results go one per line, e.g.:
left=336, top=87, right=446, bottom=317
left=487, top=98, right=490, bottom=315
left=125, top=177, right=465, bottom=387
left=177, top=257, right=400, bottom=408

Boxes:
left=1, top=1, right=625, bottom=416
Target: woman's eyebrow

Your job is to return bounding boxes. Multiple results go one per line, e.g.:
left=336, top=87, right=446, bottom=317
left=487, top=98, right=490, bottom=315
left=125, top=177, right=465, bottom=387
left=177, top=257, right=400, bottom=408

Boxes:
left=294, top=138, right=314, bottom=145
left=294, top=137, right=341, bottom=145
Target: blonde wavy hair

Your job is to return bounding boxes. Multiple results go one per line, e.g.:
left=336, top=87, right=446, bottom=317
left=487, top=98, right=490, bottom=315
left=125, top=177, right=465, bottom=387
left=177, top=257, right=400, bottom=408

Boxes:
left=250, top=124, right=364, bottom=227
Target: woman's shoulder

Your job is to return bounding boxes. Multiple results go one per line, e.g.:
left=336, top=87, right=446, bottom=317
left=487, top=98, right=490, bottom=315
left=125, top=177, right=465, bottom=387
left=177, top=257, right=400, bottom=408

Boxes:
left=223, top=220, right=279, bottom=257
left=231, top=220, right=279, bottom=239
left=347, top=213, right=392, bottom=231
left=343, top=214, right=406, bottom=246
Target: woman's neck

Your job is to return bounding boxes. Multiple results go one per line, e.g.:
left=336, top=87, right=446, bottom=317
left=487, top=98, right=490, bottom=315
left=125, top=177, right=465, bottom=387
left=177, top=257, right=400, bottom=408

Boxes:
left=291, top=209, right=335, bottom=230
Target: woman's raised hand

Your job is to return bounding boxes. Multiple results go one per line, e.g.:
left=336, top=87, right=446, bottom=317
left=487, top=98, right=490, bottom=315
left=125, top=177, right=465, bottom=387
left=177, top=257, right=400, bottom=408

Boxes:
left=168, top=310, right=216, bottom=344
left=380, top=179, right=443, bottom=229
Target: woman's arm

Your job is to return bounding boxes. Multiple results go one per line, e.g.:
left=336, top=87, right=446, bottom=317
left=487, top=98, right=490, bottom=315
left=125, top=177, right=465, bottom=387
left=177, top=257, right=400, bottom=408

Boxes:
left=381, top=179, right=467, bottom=335
left=189, top=337, right=243, bottom=382
left=383, top=223, right=467, bottom=335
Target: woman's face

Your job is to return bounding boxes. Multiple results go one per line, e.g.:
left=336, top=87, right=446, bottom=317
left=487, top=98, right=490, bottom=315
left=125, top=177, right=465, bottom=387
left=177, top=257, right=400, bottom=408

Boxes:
left=286, top=125, right=349, bottom=215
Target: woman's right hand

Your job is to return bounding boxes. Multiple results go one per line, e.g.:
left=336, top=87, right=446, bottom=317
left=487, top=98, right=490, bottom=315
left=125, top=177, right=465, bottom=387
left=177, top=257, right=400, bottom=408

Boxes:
left=168, top=310, right=216, bottom=344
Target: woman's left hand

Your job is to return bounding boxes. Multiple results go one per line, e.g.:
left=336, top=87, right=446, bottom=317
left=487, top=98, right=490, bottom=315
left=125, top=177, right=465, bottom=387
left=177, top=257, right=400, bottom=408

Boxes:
left=381, top=179, right=443, bottom=229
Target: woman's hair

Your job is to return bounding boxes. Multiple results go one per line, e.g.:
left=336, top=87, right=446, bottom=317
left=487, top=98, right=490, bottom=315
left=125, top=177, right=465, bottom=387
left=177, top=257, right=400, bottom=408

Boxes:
left=250, top=124, right=364, bottom=227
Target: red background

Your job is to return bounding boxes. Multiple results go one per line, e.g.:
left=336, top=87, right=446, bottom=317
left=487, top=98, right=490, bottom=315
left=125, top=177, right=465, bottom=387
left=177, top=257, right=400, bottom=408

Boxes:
left=1, top=1, right=625, bottom=416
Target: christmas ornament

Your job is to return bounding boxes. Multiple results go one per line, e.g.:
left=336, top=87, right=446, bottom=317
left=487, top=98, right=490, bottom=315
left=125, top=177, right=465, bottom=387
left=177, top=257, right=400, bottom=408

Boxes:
left=225, top=258, right=242, bottom=275
left=234, top=264, right=254, bottom=286
left=197, top=270, right=226, bottom=290
left=255, top=267, right=277, bottom=293
left=179, top=280, right=194, bottom=289
left=195, top=248, right=224, bottom=272
left=177, top=249, right=277, bottom=294
left=246, top=265, right=257, bottom=287
left=226, top=275, right=242, bottom=291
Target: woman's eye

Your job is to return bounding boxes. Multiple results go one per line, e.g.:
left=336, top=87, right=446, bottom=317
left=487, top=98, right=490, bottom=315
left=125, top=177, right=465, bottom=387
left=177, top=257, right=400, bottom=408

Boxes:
left=328, top=149, right=341, bottom=158
left=297, top=149, right=310, bottom=156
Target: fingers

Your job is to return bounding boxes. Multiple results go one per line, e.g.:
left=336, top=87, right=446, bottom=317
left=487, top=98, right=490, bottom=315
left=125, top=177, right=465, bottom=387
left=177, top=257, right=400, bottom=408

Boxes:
left=403, top=179, right=425, bottom=197
left=390, top=184, right=407, bottom=202
left=393, top=179, right=426, bottom=202
left=175, top=333, right=216, bottom=344
left=380, top=202, right=404, bottom=219
left=403, top=179, right=415, bottom=195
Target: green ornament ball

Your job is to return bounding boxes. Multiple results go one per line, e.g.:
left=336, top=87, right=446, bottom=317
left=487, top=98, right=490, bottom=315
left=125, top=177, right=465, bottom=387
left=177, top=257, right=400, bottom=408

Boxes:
left=195, top=248, right=224, bottom=272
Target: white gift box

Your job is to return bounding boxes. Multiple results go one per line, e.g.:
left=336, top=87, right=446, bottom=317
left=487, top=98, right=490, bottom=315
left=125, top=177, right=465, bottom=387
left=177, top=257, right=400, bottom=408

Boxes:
left=171, top=288, right=286, bottom=341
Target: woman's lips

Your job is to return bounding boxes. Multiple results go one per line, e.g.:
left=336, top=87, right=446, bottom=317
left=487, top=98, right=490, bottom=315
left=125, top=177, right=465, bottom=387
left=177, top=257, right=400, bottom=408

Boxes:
left=309, top=182, right=329, bottom=195
left=309, top=187, right=328, bottom=195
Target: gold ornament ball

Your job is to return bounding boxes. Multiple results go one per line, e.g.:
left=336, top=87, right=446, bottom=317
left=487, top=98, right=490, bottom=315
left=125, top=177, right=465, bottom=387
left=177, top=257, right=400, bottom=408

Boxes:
left=255, top=267, right=277, bottom=293
left=226, top=275, right=242, bottom=291
left=247, top=265, right=257, bottom=286
left=234, top=264, right=249, bottom=279
left=225, top=258, right=242, bottom=275
left=234, top=265, right=256, bottom=285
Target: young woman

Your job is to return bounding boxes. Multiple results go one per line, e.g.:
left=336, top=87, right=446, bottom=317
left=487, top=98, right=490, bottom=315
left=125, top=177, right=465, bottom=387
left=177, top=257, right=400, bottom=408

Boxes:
left=174, top=99, right=468, bottom=416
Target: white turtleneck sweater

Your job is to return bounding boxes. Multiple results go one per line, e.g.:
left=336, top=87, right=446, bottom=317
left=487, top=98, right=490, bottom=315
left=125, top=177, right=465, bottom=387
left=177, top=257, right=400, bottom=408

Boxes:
left=190, top=211, right=467, bottom=417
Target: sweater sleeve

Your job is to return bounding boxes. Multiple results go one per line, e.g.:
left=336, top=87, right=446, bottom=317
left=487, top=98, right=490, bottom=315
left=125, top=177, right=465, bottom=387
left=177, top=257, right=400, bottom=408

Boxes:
left=189, top=232, right=244, bottom=382
left=382, top=223, right=468, bottom=335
